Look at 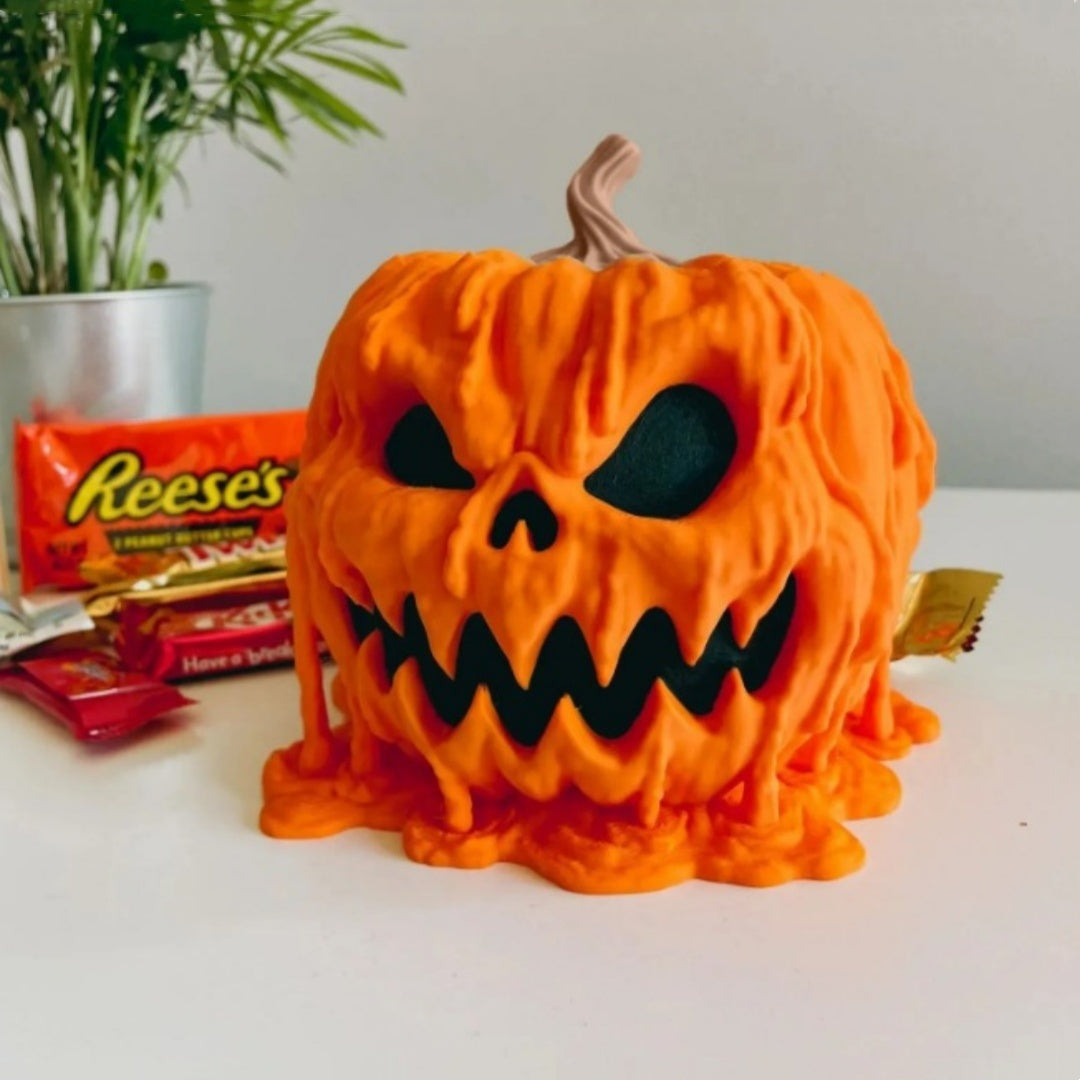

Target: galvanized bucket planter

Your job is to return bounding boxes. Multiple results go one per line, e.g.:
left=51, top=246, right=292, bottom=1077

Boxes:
left=0, top=283, right=210, bottom=569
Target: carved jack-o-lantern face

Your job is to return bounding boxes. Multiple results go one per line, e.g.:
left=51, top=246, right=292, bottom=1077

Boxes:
left=262, top=136, right=939, bottom=893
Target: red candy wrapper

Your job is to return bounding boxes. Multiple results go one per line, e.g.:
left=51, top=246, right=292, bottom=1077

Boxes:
left=15, top=410, right=306, bottom=592
left=116, top=577, right=300, bottom=681
left=0, top=651, right=195, bottom=742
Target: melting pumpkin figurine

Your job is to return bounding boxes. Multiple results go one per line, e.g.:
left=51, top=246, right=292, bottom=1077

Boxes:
left=260, top=135, right=939, bottom=892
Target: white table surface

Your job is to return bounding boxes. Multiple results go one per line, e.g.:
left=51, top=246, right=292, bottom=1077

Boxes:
left=1, top=488, right=1078, bottom=1080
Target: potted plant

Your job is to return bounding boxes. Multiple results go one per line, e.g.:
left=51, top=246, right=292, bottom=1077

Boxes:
left=0, top=0, right=402, bottom=563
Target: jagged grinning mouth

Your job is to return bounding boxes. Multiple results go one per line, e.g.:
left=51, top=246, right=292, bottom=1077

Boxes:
left=346, top=577, right=795, bottom=747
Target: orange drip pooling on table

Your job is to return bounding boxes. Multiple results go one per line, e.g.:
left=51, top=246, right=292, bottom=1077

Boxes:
left=263, top=692, right=938, bottom=893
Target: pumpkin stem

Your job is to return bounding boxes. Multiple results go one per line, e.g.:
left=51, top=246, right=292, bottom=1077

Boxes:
left=532, top=134, right=676, bottom=269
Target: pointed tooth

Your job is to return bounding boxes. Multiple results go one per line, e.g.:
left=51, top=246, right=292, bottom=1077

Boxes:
left=729, top=579, right=788, bottom=652
left=593, top=610, right=637, bottom=686
left=450, top=686, right=516, bottom=797
left=504, top=630, right=547, bottom=690
left=457, top=683, right=502, bottom=742
left=486, top=609, right=555, bottom=690
left=715, top=664, right=750, bottom=714
left=708, top=668, right=759, bottom=759
left=413, top=594, right=467, bottom=678
left=367, top=583, right=406, bottom=637
left=544, top=692, right=586, bottom=741
left=735, top=575, right=797, bottom=654
left=675, top=605, right=723, bottom=667
left=588, top=570, right=629, bottom=686
left=592, top=643, right=619, bottom=688
left=525, top=695, right=582, bottom=800
left=728, top=594, right=759, bottom=652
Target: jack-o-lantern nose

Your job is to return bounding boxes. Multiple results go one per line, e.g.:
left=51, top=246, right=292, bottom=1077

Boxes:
left=489, top=490, right=558, bottom=552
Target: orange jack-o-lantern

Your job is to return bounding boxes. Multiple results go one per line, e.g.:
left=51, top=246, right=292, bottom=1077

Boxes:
left=261, top=135, right=939, bottom=892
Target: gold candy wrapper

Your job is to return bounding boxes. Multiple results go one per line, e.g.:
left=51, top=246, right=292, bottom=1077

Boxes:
left=892, top=568, right=1001, bottom=661
left=84, top=546, right=286, bottom=618
left=94, top=570, right=287, bottom=615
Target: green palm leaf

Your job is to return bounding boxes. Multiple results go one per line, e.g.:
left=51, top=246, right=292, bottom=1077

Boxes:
left=0, top=0, right=403, bottom=294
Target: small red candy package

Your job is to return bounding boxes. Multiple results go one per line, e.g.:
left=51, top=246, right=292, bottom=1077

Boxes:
left=15, top=409, right=306, bottom=592
left=115, top=575, right=297, bottom=681
left=0, top=650, right=195, bottom=742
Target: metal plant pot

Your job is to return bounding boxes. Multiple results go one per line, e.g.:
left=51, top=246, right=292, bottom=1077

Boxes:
left=0, top=283, right=210, bottom=570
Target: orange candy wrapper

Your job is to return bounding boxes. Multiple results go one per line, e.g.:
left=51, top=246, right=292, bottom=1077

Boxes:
left=14, top=410, right=306, bottom=592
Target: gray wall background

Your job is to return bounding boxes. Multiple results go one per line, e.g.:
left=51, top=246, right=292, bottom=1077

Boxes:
left=154, top=0, right=1080, bottom=489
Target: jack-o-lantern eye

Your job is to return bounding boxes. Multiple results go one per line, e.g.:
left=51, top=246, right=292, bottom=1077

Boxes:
left=584, top=384, right=737, bottom=518
left=384, top=404, right=475, bottom=490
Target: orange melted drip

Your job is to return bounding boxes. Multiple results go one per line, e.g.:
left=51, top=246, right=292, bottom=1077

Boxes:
left=262, top=691, right=938, bottom=893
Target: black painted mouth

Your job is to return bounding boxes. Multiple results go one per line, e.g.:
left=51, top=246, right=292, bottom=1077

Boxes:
left=346, top=578, right=795, bottom=748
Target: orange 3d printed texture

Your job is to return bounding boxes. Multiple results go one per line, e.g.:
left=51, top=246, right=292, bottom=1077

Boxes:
left=261, top=135, right=939, bottom=893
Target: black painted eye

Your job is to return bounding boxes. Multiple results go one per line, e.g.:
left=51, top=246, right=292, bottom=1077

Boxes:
left=385, top=404, right=475, bottom=490
left=584, top=384, right=736, bottom=518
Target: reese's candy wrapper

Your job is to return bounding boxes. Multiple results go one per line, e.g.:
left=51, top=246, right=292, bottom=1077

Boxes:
left=115, top=575, right=301, bottom=681
left=0, top=650, right=195, bottom=742
left=892, top=568, right=1001, bottom=661
left=14, top=410, right=306, bottom=592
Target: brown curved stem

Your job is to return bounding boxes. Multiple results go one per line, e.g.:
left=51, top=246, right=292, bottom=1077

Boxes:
left=532, top=134, right=676, bottom=270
